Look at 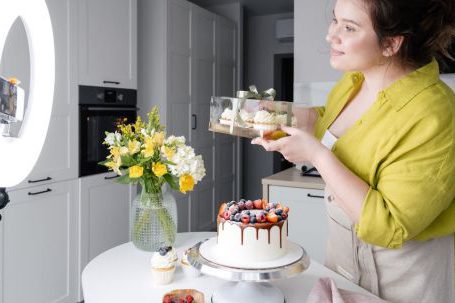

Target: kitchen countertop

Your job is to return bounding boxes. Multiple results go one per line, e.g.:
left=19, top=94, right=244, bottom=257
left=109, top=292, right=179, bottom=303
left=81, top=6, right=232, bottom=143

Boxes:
left=262, top=167, right=325, bottom=190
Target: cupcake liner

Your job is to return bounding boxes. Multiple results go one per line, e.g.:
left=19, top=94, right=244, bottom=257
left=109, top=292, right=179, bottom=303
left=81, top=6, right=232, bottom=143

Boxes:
left=151, top=265, right=176, bottom=285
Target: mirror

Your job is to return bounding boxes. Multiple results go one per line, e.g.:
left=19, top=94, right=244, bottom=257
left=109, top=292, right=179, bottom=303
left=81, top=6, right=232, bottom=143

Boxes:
left=0, top=17, right=30, bottom=137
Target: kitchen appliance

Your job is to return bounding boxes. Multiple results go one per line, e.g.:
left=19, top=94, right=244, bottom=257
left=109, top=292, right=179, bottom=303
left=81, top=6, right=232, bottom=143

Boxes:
left=79, top=85, right=137, bottom=177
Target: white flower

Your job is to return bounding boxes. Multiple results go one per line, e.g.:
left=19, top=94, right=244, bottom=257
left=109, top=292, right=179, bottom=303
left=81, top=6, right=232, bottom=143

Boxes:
left=167, top=145, right=206, bottom=183
left=141, top=128, right=148, bottom=136
left=164, top=135, right=186, bottom=147
left=104, top=132, right=116, bottom=146
left=115, top=132, right=122, bottom=142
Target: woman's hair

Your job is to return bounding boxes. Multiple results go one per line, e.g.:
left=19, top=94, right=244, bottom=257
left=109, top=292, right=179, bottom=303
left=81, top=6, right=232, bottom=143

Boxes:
left=362, top=0, right=455, bottom=69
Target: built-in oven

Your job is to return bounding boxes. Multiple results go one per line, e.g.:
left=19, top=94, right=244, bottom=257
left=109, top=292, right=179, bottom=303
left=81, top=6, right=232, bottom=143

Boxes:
left=79, top=85, right=137, bottom=177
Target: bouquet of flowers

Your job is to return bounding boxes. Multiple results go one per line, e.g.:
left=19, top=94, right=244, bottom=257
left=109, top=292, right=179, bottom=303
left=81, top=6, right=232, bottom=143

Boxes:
left=100, top=107, right=205, bottom=250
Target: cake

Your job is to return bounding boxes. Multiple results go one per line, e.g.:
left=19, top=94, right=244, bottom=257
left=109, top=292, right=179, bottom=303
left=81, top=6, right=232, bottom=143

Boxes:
left=219, top=108, right=235, bottom=125
left=216, top=199, right=289, bottom=263
left=239, top=109, right=254, bottom=127
left=253, top=110, right=278, bottom=131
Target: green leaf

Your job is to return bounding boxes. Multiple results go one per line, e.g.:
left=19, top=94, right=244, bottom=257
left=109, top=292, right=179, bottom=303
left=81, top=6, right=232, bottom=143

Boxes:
left=121, top=155, right=136, bottom=166
left=117, top=174, right=132, bottom=184
left=163, top=174, right=179, bottom=190
left=164, top=160, right=177, bottom=166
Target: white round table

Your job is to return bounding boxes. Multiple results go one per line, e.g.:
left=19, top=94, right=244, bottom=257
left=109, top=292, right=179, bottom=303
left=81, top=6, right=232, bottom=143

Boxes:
left=82, top=232, right=373, bottom=303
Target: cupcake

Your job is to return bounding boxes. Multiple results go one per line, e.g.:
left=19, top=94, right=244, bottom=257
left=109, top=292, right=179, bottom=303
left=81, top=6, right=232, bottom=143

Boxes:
left=151, top=246, right=178, bottom=285
left=253, top=110, right=277, bottom=131
left=180, top=249, right=201, bottom=278
left=275, top=113, right=289, bottom=125
left=219, top=108, right=235, bottom=125
left=239, top=109, right=254, bottom=128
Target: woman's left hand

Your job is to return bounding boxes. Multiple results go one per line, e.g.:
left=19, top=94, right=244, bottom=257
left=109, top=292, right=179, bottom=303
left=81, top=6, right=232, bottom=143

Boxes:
left=251, top=126, right=326, bottom=164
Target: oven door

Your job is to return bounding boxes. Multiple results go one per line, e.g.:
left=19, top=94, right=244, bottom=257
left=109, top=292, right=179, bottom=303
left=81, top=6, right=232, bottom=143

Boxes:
left=79, top=106, right=137, bottom=177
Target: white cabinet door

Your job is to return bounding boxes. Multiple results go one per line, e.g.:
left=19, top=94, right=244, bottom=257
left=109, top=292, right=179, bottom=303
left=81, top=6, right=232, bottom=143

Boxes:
left=2, top=0, right=78, bottom=190
left=269, top=185, right=327, bottom=263
left=189, top=5, right=216, bottom=231
left=78, top=172, right=135, bottom=299
left=0, top=180, right=78, bottom=303
left=214, top=16, right=237, bottom=212
left=78, top=0, right=137, bottom=89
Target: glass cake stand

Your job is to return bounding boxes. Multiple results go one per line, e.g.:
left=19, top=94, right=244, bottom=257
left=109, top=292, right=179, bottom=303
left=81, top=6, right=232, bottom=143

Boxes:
left=187, top=237, right=310, bottom=303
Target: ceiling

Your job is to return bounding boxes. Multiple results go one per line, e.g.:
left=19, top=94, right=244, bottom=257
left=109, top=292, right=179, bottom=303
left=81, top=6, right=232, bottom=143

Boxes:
left=189, top=0, right=293, bottom=16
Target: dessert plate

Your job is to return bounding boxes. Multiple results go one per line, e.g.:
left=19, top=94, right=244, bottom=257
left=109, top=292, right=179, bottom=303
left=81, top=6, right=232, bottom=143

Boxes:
left=199, top=237, right=304, bottom=269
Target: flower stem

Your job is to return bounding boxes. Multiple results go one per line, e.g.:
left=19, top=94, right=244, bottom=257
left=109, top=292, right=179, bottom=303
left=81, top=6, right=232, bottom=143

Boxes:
left=132, top=187, right=176, bottom=250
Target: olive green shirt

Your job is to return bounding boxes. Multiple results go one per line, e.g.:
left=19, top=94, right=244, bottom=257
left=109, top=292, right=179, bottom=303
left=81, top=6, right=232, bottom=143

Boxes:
left=315, top=59, right=455, bottom=249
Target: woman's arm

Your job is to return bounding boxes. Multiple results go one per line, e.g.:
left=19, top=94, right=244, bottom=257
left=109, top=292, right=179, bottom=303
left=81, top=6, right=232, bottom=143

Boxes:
left=252, top=126, right=369, bottom=223
left=313, top=146, right=369, bottom=223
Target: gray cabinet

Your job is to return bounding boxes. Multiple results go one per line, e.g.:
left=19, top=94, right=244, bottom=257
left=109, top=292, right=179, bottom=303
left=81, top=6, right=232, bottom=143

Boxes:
left=78, top=0, right=137, bottom=89
left=138, top=0, right=237, bottom=232
left=78, top=172, right=135, bottom=301
left=0, top=180, right=78, bottom=303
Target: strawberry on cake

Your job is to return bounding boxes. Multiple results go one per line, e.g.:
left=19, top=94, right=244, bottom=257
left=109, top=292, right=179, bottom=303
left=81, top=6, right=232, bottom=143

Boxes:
left=216, top=199, right=289, bottom=263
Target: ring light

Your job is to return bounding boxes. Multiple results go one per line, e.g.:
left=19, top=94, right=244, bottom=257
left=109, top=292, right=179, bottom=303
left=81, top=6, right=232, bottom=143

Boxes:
left=0, top=0, right=55, bottom=187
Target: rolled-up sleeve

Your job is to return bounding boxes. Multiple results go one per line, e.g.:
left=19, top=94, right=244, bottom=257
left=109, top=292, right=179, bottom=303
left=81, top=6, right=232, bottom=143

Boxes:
left=355, top=113, right=455, bottom=248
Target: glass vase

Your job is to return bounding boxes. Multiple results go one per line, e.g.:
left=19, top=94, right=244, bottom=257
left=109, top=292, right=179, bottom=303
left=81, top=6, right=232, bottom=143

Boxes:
left=130, top=185, right=177, bottom=251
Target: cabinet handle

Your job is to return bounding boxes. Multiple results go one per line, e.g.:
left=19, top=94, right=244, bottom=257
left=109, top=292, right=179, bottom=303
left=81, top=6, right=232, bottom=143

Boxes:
left=28, top=188, right=52, bottom=196
left=307, top=193, right=324, bottom=199
left=103, top=80, right=120, bottom=85
left=192, top=114, right=197, bottom=130
left=28, top=177, right=52, bottom=183
left=104, top=174, right=119, bottom=180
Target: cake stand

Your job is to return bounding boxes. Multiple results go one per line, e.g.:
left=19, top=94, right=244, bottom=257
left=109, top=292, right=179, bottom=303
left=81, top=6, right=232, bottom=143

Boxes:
left=187, top=237, right=310, bottom=303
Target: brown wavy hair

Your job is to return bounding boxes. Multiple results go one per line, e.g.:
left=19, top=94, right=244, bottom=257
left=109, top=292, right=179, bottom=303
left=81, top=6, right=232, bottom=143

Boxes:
left=362, top=0, right=455, bottom=69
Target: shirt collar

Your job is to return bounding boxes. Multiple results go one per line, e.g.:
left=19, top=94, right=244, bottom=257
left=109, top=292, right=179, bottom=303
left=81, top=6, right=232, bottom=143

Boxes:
left=381, top=59, right=440, bottom=111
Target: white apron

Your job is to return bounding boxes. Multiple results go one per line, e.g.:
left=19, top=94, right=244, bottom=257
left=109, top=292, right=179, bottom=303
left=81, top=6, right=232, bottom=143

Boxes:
left=321, top=130, right=455, bottom=303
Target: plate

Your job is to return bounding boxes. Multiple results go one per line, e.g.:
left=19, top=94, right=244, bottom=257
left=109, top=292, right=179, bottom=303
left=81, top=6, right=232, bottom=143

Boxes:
left=162, top=289, right=204, bottom=303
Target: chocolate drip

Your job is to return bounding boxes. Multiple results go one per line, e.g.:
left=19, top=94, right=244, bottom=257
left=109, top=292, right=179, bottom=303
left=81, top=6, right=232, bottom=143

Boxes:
left=218, top=217, right=286, bottom=248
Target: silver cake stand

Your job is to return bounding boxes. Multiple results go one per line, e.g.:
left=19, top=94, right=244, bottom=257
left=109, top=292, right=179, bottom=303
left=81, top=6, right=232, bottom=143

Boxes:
left=187, top=237, right=311, bottom=303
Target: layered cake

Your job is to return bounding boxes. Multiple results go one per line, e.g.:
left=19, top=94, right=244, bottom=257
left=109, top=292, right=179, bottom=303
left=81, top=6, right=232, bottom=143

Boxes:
left=216, top=199, right=289, bottom=263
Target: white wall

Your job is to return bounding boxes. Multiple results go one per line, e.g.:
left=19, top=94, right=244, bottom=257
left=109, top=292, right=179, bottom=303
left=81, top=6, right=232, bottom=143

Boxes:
left=294, top=0, right=340, bottom=83
left=243, top=13, right=294, bottom=199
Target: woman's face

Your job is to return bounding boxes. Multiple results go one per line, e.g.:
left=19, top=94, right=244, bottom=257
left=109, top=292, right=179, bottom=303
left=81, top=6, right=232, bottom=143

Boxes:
left=326, top=0, right=385, bottom=72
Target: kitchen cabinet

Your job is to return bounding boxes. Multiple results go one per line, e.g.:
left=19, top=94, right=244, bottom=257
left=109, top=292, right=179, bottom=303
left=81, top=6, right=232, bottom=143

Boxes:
left=0, top=180, right=78, bottom=303
left=78, top=0, right=137, bottom=89
left=78, top=172, right=135, bottom=301
left=263, top=168, right=327, bottom=263
left=1, top=0, right=78, bottom=190
left=138, top=0, right=237, bottom=232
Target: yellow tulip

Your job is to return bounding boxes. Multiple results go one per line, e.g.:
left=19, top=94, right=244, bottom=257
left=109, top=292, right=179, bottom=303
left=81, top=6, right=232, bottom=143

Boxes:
left=128, top=140, right=141, bottom=155
left=129, top=165, right=143, bottom=178
left=152, top=162, right=167, bottom=177
left=179, top=174, right=194, bottom=193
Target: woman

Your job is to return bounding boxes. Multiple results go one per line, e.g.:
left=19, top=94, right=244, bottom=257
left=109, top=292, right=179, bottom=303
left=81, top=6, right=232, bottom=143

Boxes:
left=253, top=0, right=455, bottom=302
